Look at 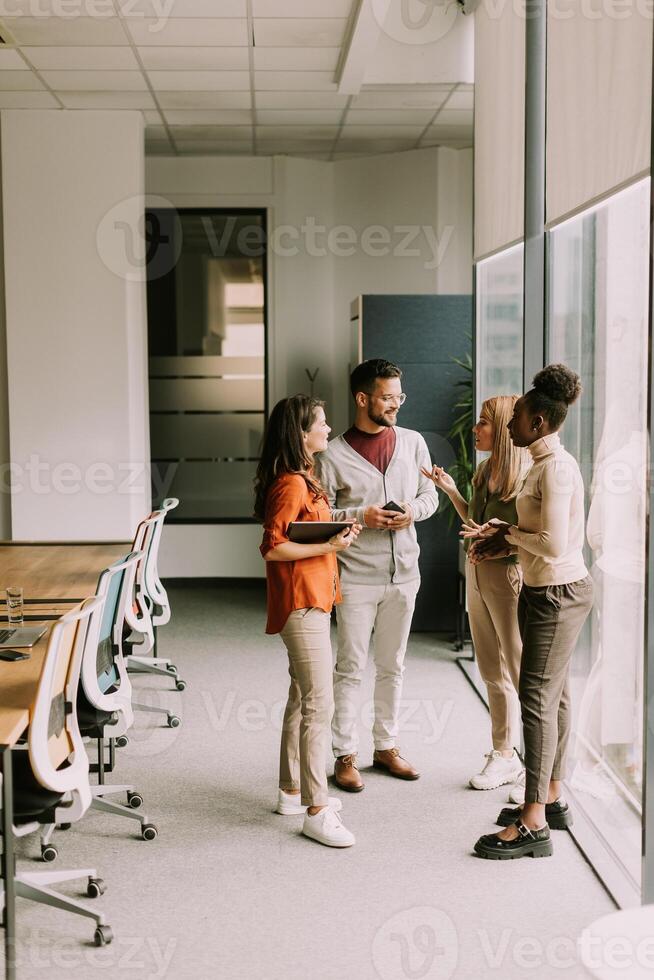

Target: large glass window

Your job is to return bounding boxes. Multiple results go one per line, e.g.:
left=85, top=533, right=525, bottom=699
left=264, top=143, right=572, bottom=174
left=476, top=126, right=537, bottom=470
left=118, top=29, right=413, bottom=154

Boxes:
left=146, top=209, right=267, bottom=522
left=475, top=243, right=524, bottom=408
left=548, top=178, right=650, bottom=892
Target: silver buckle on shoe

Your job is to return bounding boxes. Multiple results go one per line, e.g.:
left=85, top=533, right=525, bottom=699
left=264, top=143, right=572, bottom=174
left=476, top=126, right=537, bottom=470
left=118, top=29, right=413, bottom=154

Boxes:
left=516, top=821, right=533, bottom=839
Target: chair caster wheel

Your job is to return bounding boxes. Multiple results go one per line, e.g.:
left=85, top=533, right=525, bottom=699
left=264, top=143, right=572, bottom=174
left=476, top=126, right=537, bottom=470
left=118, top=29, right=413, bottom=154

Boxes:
left=58, top=823, right=72, bottom=831
left=175, top=679, right=186, bottom=692
left=94, top=925, right=113, bottom=946
left=168, top=715, right=181, bottom=728
left=142, top=823, right=158, bottom=841
left=87, top=877, right=106, bottom=898
left=116, top=736, right=129, bottom=748
left=41, top=845, right=58, bottom=863
left=127, top=792, right=143, bottom=809
left=166, top=664, right=178, bottom=674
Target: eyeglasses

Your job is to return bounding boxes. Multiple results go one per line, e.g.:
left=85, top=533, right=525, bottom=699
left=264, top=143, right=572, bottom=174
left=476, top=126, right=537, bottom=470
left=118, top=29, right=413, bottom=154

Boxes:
left=371, top=393, right=407, bottom=406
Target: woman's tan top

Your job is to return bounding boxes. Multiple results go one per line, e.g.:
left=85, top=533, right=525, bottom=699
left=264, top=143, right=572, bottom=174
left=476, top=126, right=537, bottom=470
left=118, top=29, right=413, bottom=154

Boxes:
left=505, top=433, right=588, bottom=587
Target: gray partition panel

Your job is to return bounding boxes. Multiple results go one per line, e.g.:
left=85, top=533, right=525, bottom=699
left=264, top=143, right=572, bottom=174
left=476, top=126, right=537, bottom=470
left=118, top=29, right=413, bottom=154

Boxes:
left=360, top=294, right=472, bottom=632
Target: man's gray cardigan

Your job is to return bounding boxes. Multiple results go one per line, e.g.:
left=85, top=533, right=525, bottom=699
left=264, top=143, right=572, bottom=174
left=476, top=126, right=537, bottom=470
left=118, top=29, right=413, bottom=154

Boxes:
left=315, top=426, right=438, bottom=585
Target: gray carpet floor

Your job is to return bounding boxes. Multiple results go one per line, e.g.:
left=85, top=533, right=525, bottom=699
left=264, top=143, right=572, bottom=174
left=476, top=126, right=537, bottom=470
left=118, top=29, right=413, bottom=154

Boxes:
left=3, top=583, right=614, bottom=980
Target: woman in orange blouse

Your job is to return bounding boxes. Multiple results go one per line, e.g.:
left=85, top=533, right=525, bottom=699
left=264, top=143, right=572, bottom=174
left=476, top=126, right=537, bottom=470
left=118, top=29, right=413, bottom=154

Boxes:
left=254, top=394, right=361, bottom=848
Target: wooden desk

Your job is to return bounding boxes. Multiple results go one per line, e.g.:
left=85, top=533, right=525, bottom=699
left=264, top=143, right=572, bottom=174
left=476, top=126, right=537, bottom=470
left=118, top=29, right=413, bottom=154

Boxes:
left=0, top=542, right=129, bottom=980
left=0, top=542, right=130, bottom=602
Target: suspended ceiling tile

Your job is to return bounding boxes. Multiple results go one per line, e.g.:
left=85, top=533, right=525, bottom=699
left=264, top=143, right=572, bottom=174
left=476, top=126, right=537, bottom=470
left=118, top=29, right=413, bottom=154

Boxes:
left=253, top=18, right=347, bottom=47
left=170, top=124, right=252, bottom=140
left=142, top=109, right=163, bottom=124
left=345, top=108, right=435, bottom=125
left=256, top=139, right=337, bottom=152
left=23, top=46, right=139, bottom=70
left=253, top=47, right=340, bottom=70
left=126, top=18, right=248, bottom=46
left=57, top=91, right=156, bottom=108
left=145, top=125, right=168, bottom=140
left=0, top=70, right=43, bottom=91
left=175, top=141, right=253, bottom=154
left=0, top=91, right=59, bottom=107
left=340, top=124, right=425, bottom=139
left=118, top=0, right=247, bottom=15
left=256, top=109, right=342, bottom=125
left=433, top=108, right=473, bottom=126
left=253, top=0, right=353, bottom=15
left=164, top=109, right=253, bottom=125
left=0, top=17, right=129, bottom=45
left=0, top=49, right=27, bottom=70
left=137, top=46, right=249, bottom=70
left=156, top=90, right=251, bottom=108
left=352, top=87, right=452, bottom=110
left=255, top=71, right=337, bottom=91
left=41, top=70, right=148, bottom=91
left=335, top=138, right=417, bottom=152
left=148, top=70, right=250, bottom=91
left=255, top=125, right=338, bottom=140
left=445, top=90, right=474, bottom=110
left=256, top=91, right=348, bottom=109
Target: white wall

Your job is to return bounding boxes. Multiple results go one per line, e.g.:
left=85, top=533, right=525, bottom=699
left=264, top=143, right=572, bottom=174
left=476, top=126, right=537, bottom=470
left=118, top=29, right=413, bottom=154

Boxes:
left=147, top=147, right=472, bottom=576
left=331, top=147, right=473, bottom=430
left=1, top=110, right=150, bottom=541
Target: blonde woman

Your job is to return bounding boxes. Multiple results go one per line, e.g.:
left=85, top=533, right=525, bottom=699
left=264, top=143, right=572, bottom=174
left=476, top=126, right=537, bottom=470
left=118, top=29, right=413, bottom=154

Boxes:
left=422, top=396, right=530, bottom=792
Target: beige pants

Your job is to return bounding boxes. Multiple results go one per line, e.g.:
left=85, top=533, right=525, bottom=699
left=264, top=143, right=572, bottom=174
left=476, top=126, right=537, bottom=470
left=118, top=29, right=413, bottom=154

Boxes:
left=279, top=608, right=334, bottom=807
left=332, top=579, right=420, bottom=756
left=466, top=559, right=523, bottom=752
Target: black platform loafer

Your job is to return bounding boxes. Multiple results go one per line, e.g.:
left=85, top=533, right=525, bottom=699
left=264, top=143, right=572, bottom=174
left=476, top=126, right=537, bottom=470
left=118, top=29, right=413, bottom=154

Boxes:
left=474, top=821, right=553, bottom=860
left=496, top=798, right=573, bottom=831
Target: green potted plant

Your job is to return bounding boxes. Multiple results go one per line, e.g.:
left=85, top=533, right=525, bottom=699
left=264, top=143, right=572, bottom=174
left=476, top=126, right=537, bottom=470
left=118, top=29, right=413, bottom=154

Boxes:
left=440, top=351, right=474, bottom=528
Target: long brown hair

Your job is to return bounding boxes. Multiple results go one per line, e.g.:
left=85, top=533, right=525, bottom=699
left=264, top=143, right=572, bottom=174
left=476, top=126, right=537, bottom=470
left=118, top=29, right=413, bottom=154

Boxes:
left=472, top=395, right=531, bottom=501
left=253, top=394, right=328, bottom=521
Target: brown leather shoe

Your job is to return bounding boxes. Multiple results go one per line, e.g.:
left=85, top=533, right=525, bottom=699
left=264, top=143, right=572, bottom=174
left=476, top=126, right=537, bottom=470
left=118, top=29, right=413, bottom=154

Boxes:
left=334, top=754, right=364, bottom=792
left=373, top=747, right=420, bottom=780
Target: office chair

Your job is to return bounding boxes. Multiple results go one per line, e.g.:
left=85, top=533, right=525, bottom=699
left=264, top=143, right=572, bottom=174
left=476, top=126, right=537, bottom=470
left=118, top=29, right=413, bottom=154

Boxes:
left=0, top=598, right=114, bottom=947
left=40, top=553, right=159, bottom=860
left=124, top=498, right=185, bottom=730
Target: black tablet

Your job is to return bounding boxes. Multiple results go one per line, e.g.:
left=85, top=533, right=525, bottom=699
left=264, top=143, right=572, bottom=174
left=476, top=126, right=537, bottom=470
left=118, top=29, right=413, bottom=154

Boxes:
left=288, top=521, right=355, bottom=544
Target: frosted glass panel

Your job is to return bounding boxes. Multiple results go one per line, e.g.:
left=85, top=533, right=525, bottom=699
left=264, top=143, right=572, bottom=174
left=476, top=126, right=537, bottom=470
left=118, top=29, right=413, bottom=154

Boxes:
left=146, top=209, right=266, bottom=520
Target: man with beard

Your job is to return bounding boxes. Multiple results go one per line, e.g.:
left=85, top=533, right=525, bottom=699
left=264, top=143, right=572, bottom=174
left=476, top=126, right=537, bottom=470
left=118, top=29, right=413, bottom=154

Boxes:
left=315, top=359, right=438, bottom=792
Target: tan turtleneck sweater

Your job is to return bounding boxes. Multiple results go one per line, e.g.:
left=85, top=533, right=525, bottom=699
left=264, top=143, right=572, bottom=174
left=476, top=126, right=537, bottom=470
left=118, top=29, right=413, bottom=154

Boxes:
left=505, top=433, right=588, bottom=588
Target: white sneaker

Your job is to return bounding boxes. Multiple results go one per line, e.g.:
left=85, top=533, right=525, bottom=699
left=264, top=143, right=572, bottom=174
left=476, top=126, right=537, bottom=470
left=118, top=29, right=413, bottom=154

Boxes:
left=469, top=750, right=523, bottom=790
left=276, top=789, right=343, bottom=816
left=508, top=768, right=526, bottom=804
left=302, top=807, right=355, bottom=848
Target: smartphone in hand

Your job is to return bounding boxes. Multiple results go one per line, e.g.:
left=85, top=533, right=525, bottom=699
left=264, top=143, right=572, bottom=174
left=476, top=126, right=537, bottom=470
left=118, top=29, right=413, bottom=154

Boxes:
left=383, top=501, right=405, bottom=514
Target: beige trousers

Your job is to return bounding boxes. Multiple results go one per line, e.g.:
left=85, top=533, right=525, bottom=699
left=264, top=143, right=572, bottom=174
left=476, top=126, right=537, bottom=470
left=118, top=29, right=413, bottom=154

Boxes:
left=279, top=608, right=334, bottom=807
left=466, top=559, right=523, bottom=752
left=332, top=579, right=420, bottom=756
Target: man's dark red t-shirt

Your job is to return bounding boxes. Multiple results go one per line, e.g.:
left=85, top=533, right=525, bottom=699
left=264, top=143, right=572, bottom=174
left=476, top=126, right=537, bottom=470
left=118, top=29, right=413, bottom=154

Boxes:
left=343, top=425, right=396, bottom=475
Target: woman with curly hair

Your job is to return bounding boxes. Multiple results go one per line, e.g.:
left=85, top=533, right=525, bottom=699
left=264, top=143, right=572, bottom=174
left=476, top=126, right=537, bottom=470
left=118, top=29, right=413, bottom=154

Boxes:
left=423, top=396, right=530, bottom=793
left=465, top=365, right=594, bottom=860
left=255, top=395, right=361, bottom=848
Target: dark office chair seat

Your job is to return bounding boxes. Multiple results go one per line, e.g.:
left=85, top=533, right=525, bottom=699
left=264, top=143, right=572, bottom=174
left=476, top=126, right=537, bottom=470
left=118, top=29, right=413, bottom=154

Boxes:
left=76, top=687, right=119, bottom=740
left=10, top=750, right=67, bottom=824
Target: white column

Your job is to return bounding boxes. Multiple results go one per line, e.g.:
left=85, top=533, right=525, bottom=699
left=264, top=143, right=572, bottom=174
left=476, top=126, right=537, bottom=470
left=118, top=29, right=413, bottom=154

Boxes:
left=1, top=110, right=150, bottom=541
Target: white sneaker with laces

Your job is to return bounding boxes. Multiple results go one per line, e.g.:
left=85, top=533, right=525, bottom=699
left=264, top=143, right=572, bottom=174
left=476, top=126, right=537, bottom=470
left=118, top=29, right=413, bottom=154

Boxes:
left=276, top=789, right=342, bottom=816
left=302, top=806, right=355, bottom=848
left=469, top=750, right=523, bottom=791
left=508, top=768, right=526, bottom=804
